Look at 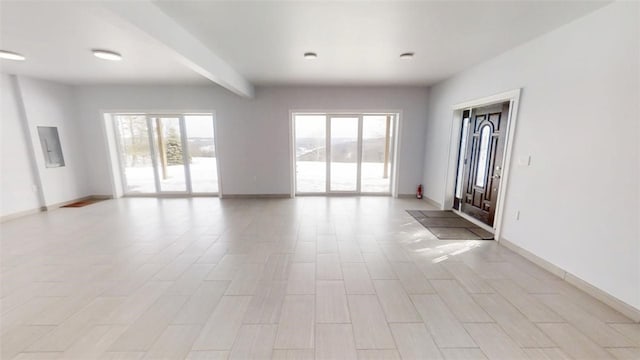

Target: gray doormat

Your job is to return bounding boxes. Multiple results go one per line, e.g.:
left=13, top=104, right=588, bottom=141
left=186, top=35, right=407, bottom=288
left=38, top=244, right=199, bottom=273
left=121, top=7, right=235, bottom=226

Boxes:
left=407, top=210, right=494, bottom=240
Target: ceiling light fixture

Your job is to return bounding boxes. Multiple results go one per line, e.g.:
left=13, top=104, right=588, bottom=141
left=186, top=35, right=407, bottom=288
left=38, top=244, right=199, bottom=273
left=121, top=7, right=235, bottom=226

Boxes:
left=400, top=52, right=414, bottom=59
left=304, top=52, right=318, bottom=59
left=0, top=50, right=26, bottom=61
left=92, top=49, right=122, bottom=61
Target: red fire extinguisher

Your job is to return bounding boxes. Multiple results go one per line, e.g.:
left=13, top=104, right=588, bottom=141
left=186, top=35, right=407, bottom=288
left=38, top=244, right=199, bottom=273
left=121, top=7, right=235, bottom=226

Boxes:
left=416, top=184, right=423, bottom=199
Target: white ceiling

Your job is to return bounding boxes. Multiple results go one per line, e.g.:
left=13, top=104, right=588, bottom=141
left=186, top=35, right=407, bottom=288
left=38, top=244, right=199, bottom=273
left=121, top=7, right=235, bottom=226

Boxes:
left=0, top=1, right=209, bottom=85
left=0, top=0, right=609, bottom=89
left=155, top=0, right=608, bottom=85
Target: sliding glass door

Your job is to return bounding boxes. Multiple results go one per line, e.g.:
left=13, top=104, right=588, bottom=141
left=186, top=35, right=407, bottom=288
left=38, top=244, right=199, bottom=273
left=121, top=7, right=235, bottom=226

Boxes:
left=329, top=116, right=360, bottom=192
left=185, top=115, right=219, bottom=193
left=294, top=115, right=327, bottom=193
left=114, top=113, right=219, bottom=196
left=150, top=116, right=188, bottom=193
left=114, top=115, right=156, bottom=194
left=294, top=113, right=396, bottom=195
left=361, top=115, right=394, bottom=193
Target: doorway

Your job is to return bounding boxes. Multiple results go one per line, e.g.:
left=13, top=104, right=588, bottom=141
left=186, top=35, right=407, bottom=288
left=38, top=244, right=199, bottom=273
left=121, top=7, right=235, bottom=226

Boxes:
left=112, top=113, right=219, bottom=196
left=454, top=102, right=510, bottom=226
left=293, top=112, right=397, bottom=195
left=446, top=89, right=521, bottom=240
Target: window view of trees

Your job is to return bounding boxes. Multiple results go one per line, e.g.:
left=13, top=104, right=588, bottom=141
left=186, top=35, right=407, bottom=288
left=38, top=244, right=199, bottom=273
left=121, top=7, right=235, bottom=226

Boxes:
left=114, top=114, right=218, bottom=194
left=117, top=115, right=152, bottom=167
left=116, top=115, right=155, bottom=193
left=165, top=127, right=184, bottom=166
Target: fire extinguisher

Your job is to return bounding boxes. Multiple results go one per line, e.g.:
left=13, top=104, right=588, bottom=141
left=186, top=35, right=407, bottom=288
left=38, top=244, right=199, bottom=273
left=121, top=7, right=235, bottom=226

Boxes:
left=416, top=184, right=423, bottom=199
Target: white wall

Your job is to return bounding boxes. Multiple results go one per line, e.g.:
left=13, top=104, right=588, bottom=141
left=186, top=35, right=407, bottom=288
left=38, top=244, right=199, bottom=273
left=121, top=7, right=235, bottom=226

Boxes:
left=0, top=74, right=41, bottom=217
left=17, top=76, right=90, bottom=207
left=0, top=74, right=90, bottom=217
left=423, top=2, right=639, bottom=310
left=74, top=85, right=429, bottom=196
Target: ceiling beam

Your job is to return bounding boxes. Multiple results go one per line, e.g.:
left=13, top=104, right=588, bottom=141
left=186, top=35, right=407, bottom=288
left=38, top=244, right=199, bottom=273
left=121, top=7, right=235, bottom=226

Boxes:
left=102, top=0, right=254, bottom=98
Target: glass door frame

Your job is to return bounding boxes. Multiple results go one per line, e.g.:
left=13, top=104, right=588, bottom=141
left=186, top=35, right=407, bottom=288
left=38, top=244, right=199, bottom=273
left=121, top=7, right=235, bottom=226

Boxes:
left=292, top=111, right=398, bottom=197
left=327, top=114, right=362, bottom=194
left=147, top=114, right=191, bottom=195
left=112, top=112, right=219, bottom=197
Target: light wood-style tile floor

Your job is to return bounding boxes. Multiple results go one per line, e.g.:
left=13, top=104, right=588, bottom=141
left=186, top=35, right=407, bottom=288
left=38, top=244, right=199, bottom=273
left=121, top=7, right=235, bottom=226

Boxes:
left=1, top=197, right=638, bottom=359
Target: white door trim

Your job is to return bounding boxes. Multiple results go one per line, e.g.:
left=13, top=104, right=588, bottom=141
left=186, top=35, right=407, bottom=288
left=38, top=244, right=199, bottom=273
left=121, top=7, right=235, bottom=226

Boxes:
left=444, top=88, right=522, bottom=242
left=288, top=110, right=296, bottom=198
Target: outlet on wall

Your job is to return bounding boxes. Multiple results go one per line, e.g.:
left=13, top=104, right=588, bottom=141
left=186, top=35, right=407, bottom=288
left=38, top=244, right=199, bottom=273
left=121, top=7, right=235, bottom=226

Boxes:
left=518, top=155, right=532, bottom=166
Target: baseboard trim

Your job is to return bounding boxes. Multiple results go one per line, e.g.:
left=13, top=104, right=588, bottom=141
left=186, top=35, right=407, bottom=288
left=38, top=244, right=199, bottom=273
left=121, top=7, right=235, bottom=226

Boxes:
left=500, top=237, right=640, bottom=322
left=45, top=195, right=112, bottom=210
left=1, top=195, right=113, bottom=222
left=397, top=193, right=426, bottom=200
left=397, top=194, right=442, bottom=208
left=90, top=195, right=113, bottom=200
left=221, top=194, right=291, bottom=199
left=45, top=196, right=89, bottom=210
left=124, top=194, right=218, bottom=198
left=423, top=196, right=442, bottom=208
left=564, top=273, right=640, bottom=323
left=0, top=207, right=45, bottom=223
left=499, top=238, right=566, bottom=278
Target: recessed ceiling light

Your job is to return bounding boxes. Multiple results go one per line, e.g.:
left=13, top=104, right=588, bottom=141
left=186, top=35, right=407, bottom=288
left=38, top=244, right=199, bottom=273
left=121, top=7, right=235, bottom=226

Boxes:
left=0, top=50, right=26, bottom=61
left=304, top=52, right=318, bottom=59
left=400, top=52, right=415, bottom=59
left=92, top=49, right=122, bottom=61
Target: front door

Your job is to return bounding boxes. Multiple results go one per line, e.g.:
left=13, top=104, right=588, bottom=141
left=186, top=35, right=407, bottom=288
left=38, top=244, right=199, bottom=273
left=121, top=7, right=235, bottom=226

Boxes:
left=457, top=102, right=510, bottom=226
